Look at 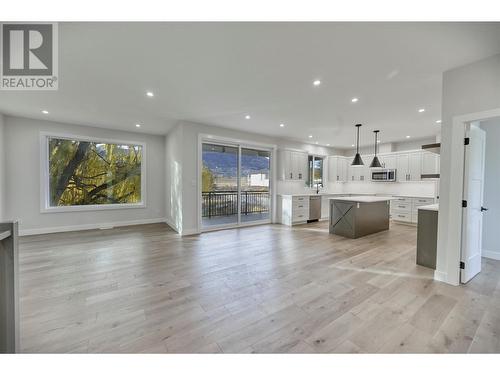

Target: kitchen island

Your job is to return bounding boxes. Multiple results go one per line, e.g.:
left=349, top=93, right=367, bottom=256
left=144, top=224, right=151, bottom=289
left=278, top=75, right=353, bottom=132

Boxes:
left=329, top=196, right=392, bottom=238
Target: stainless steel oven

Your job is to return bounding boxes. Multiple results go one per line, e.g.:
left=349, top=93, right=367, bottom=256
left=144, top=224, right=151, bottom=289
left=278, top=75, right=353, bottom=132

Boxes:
left=371, top=169, right=396, bottom=182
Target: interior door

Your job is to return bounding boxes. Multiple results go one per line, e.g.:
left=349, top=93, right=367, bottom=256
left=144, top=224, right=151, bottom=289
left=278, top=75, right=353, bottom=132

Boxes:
left=460, top=123, right=486, bottom=283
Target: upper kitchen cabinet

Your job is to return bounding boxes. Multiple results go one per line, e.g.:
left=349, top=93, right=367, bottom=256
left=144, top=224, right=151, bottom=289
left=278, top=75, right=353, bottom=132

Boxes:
left=379, top=154, right=397, bottom=170
left=278, top=150, right=308, bottom=181
left=421, top=151, right=440, bottom=175
left=327, top=156, right=348, bottom=182
left=396, top=151, right=423, bottom=181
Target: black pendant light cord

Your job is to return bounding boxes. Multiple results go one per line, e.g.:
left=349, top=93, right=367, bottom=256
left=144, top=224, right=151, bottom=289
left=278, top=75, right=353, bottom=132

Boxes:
left=356, top=124, right=361, bottom=154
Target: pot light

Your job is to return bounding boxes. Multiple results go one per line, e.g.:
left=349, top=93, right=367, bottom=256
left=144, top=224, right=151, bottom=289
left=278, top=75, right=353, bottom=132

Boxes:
left=279, top=123, right=285, bottom=127
left=41, top=110, right=49, bottom=114
left=245, top=115, right=251, bottom=120
left=315, top=142, right=319, bottom=145
left=377, top=140, right=381, bottom=143
left=146, top=91, right=154, bottom=97
left=418, top=108, right=425, bottom=113
left=308, top=135, right=313, bottom=138
left=406, top=135, right=411, bottom=138
left=436, top=120, right=442, bottom=124
left=326, top=144, right=330, bottom=146
left=351, top=144, right=355, bottom=147
left=351, top=97, right=359, bottom=103
left=313, top=79, right=321, bottom=86
left=135, top=124, right=141, bottom=128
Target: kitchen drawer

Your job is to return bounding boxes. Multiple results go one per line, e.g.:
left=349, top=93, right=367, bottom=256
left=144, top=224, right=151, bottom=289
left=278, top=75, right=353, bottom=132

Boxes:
left=393, top=197, right=412, bottom=204
left=413, top=198, right=434, bottom=207
left=292, top=196, right=308, bottom=203
left=292, top=201, right=309, bottom=210
left=392, top=212, right=412, bottom=222
left=292, top=209, right=309, bottom=222
left=391, top=202, right=412, bottom=212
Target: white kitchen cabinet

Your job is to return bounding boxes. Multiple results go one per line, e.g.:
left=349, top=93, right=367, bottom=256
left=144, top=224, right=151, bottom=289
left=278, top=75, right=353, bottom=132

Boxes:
left=278, top=150, right=308, bottom=181
left=408, top=152, right=422, bottom=181
left=278, top=195, right=309, bottom=226
left=327, top=156, right=348, bottom=182
left=380, top=154, right=397, bottom=170
left=396, top=154, right=410, bottom=182
left=422, top=151, right=440, bottom=175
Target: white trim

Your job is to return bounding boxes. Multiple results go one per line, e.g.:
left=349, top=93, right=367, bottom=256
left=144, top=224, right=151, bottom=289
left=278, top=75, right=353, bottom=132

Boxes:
left=180, top=228, right=200, bottom=236
left=39, top=131, right=147, bottom=213
left=19, top=217, right=166, bottom=236
left=483, top=249, right=500, bottom=261
left=436, top=107, right=500, bottom=286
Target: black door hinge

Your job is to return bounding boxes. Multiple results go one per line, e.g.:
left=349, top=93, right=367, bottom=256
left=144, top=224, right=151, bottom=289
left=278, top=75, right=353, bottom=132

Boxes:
left=460, top=261, right=465, bottom=269
left=464, top=137, right=470, bottom=145
left=462, top=200, right=467, bottom=208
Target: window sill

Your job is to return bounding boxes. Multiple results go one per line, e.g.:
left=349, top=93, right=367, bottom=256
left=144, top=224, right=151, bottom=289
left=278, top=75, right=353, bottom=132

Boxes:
left=41, top=203, right=146, bottom=213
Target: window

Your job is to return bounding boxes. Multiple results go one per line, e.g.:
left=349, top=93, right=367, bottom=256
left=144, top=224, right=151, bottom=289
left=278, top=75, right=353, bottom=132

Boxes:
left=307, top=155, right=324, bottom=188
left=42, top=134, right=145, bottom=211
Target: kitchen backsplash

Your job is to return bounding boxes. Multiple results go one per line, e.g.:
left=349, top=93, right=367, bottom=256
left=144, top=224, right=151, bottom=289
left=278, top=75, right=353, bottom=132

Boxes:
left=276, top=179, right=438, bottom=198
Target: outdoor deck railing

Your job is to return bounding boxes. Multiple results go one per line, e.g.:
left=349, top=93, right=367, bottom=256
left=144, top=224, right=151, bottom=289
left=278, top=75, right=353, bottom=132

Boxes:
left=202, top=191, right=270, bottom=218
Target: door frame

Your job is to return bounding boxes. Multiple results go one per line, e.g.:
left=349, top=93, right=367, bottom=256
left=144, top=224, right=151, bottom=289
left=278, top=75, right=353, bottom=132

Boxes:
left=197, top=133, right=277, bottom=233
left=436, top=107, right=500, bottom=286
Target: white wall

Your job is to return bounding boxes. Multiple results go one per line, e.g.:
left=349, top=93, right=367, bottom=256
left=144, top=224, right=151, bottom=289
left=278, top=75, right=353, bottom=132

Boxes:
left=165, top=124, right=183, bottom=233
left=480, top=118, right=500, bottom=260
left=437, top=53, right=500, bottom=285
left=4, top=116, right=166, bottom=235
left=0, top=113, right=5, bottom=220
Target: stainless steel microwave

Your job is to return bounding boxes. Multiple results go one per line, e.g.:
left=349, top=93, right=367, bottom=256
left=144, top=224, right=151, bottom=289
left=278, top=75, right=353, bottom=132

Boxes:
left=371, top=169, right=396, bottom=182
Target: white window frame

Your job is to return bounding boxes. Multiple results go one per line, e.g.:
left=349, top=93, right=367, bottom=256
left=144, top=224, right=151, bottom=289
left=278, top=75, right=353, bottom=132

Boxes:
left=307, top=154, right=325, bottom=188
left=40, top=132, right=147, bottom=213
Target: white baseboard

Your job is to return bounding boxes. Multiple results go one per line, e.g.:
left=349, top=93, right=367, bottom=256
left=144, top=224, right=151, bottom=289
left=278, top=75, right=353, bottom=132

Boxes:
left=165, top=218, right=180, bottom=233
left=433, top=270, right=448, bottom=283
left=483, top=249, right=500, bottom=260
left=19, top=217, right=167, bottom=236
left=181, top=228, right=200, bottom=236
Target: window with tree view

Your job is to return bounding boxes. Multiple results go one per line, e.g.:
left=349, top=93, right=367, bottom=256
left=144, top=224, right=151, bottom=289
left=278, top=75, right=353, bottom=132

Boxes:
left=47, top=137, right=143, bottom=207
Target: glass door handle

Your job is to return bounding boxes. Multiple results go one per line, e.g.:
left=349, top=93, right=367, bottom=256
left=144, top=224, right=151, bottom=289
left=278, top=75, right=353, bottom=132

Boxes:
left=481, top=207, right=489, bottom=212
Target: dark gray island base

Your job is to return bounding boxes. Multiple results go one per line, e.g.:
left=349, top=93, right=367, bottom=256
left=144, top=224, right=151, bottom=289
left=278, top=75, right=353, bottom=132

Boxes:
left=329, top=196, right=391, bottom=239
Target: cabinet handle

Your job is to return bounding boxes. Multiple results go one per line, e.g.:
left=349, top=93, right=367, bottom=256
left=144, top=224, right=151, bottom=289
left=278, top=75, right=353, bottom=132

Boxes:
left=337, top=175, right=339, bottom=181
left=290, top=173, right=293, bottom=179
left=299, top=173, right=302, bottom=179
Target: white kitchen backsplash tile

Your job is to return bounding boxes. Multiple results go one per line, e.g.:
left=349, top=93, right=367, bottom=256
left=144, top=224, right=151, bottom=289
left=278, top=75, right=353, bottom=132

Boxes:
left=277, top=180, right=437, bottom=198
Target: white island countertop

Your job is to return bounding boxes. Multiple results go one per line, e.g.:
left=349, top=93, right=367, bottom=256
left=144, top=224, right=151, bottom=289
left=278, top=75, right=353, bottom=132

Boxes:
left=417, top=203, right=439, bottom=211
left=329, top=195, right=394, bottom=203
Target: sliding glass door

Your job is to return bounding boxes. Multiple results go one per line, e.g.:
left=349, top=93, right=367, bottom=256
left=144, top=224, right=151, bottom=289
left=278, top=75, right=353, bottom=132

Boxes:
left=240, top=148, right=271, bottom=223
left=201, top=141, right=271, bottom=230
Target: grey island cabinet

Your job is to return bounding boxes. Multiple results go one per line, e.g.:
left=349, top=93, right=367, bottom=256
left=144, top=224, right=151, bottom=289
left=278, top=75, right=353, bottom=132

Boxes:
left=416, top=203, right=439, bottom=269
left=329, top=196, right=392, bottom=238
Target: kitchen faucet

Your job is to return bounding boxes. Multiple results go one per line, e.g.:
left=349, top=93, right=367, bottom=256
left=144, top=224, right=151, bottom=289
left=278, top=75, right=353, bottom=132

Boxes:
left=316, top=182, right=321, bottom=194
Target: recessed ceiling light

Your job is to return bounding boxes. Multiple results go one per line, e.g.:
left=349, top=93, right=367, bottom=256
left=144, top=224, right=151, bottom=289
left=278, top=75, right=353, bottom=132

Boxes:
left=245, top=115, right=251, bottom=120
left=41, top=110, right=49, bottom=114
left=315, top=142, right=319, bottom=145
left=135, top=124, right=141, bottom=128
left=313, top=80, right=321, bottom=86
left=377, top=140, right=381, bottom=143
left=436, top=120, right=442, bottom=124
left=418, top=108, right=425, bottom=113
left=326, top=144, right=330, bottom=146
left=406, top=135, right=411, bottom=138
left=146, top=91, right=154, bottom=97
left=351, top=98, right=359, bottom=103
left=351, top=144, right=355, bottom=147
left=279, top=123, right=285, bottom=127
left=308, top=135, right=313, bottom=138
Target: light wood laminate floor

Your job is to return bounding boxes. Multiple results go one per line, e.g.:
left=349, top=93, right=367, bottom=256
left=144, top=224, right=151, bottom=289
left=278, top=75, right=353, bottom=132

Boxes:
left=18, top=221, right=500, bottom=353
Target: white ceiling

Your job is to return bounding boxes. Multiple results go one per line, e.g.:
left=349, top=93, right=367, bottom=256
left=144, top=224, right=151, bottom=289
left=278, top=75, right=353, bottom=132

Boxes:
left=1, top=22, right=500, bottom=149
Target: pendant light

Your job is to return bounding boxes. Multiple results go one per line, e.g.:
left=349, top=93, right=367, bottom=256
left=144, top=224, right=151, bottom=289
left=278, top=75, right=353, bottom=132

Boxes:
left=351, top=124, right=364, bottom=166
left=369, top=130, right=383, bottom=168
